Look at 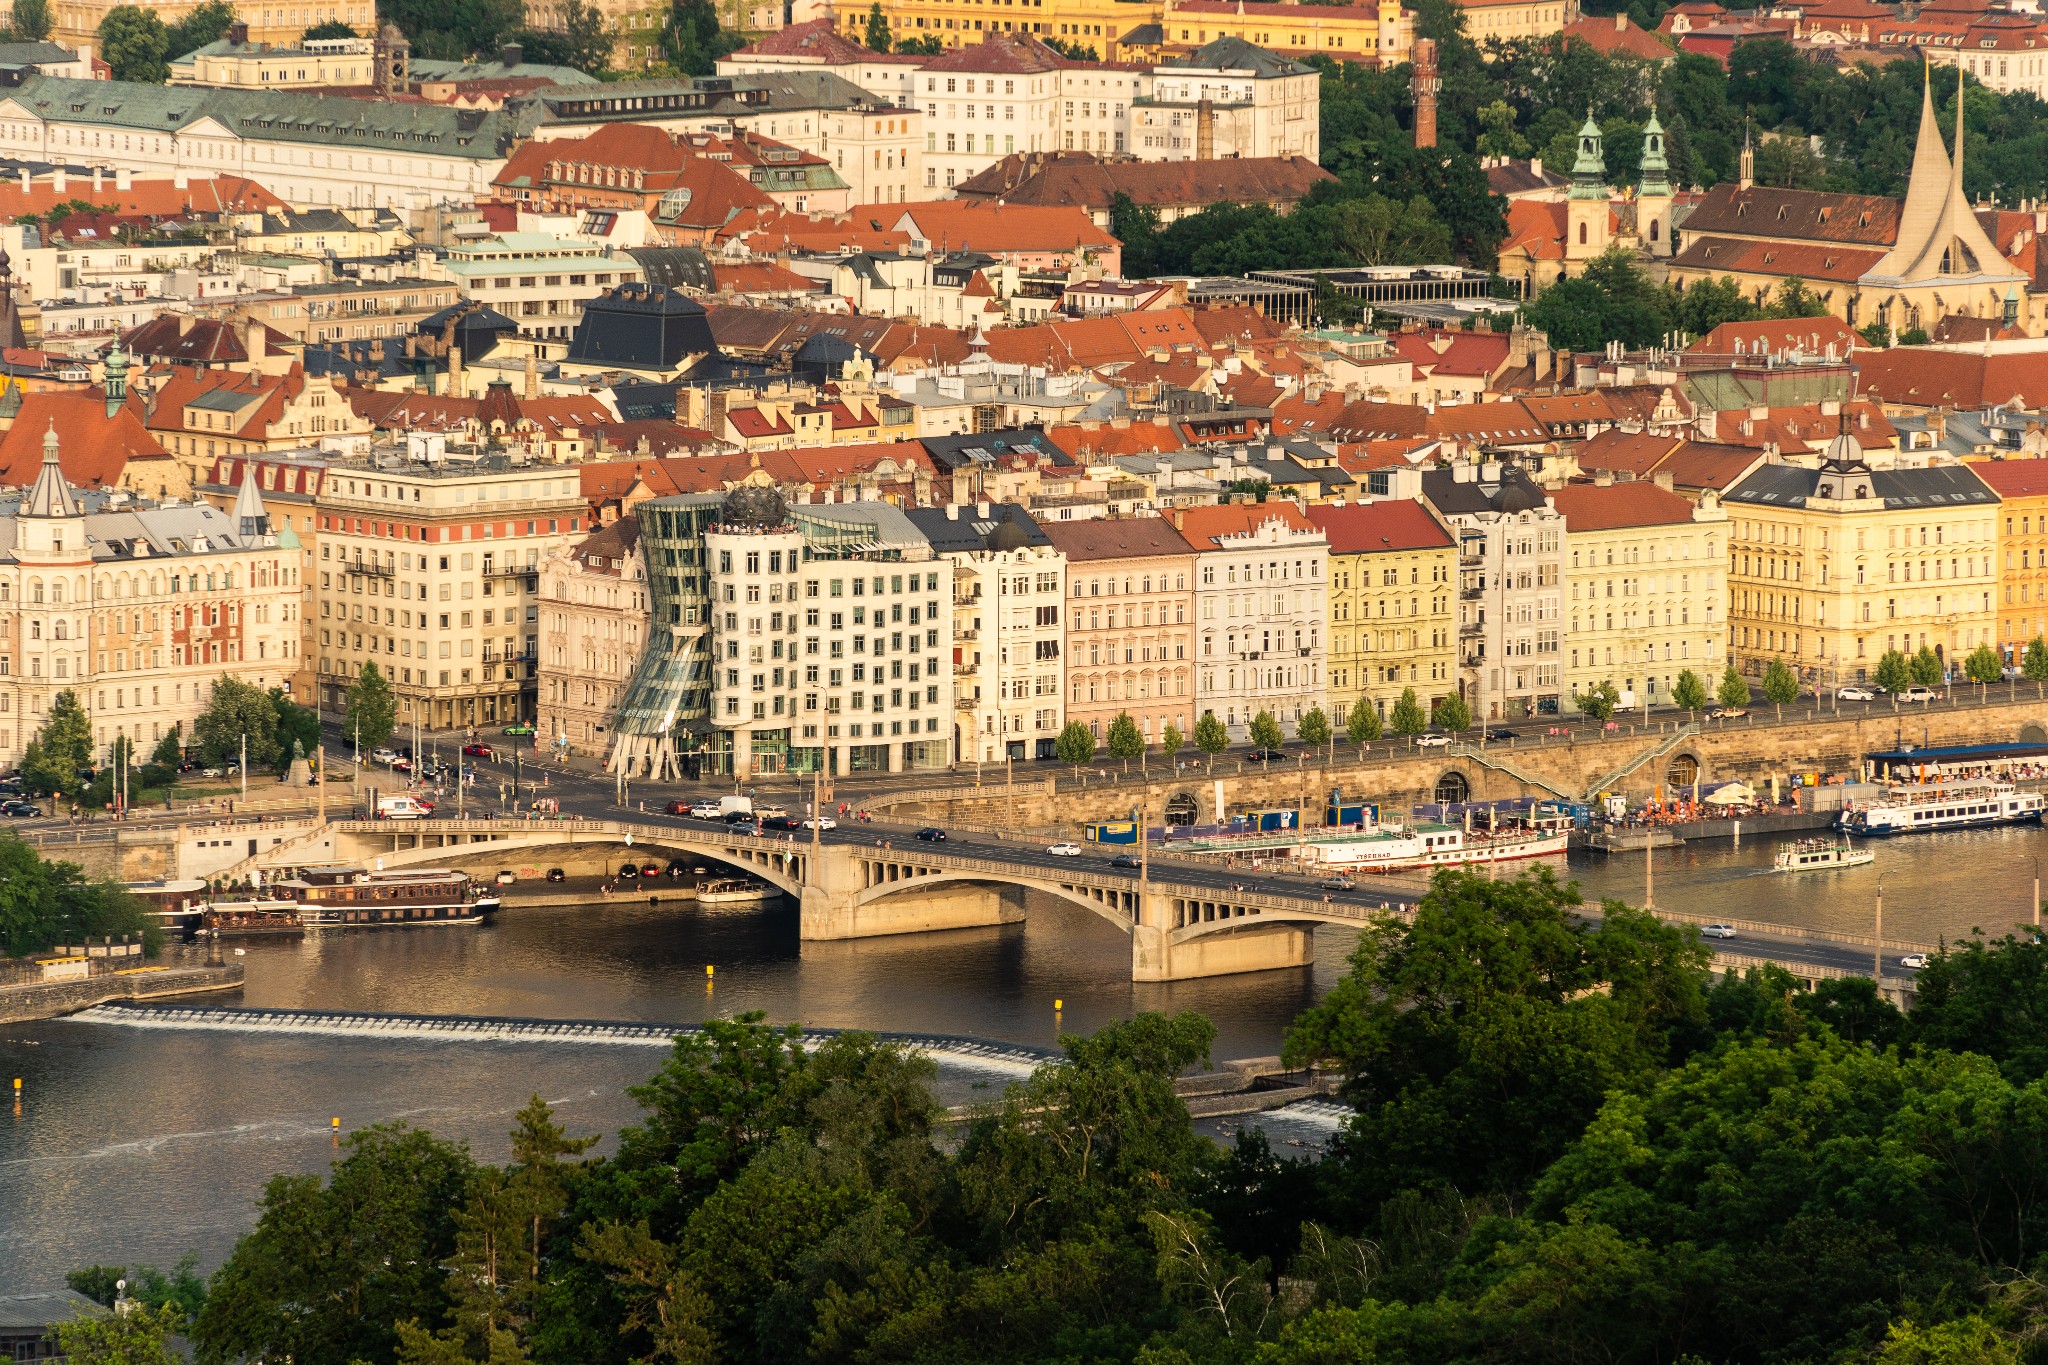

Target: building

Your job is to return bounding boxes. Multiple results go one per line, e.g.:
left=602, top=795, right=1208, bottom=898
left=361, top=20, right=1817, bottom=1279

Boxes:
left=834, top=0, right=1169, bottom=55
left=50, top=0, right=365, bottom=50
left=201, top=452, right=328, bottom=702
left=1037, top=514, right=1196, bottom=751
left=1460, top=0, right=1583, bottom=43
left=313, top=455, right=587, bottom=731
left=703, top=489, right=953, bottom=777
left=1945, top=459, right=2048, bottom=661
left=537, top=517, right=648, bottom=759
left=1157, top=0, right=1408, bottom=62
left=1177, top=501, right=1327, bottom=739
left=0, top=429, right=303, bottom=770
left=1306, top=498, right=1457, bottom=723
left=1721, top=433, right=1999, bottom=688
left=1133, top=37, right=1322, bottom=163
left=227, top=277, right=463, bottom=349
left=429, top=233, right=647, bottom=343
left=953, top=149, right=1332, bottom=226
left=1420, top=462, right=1566, bottom=721
left=1548, top=477, right=1727, bottom=709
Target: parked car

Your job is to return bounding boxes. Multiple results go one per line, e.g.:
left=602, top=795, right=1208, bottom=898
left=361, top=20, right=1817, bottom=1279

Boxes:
left=1047, top=842, right=1082, bottom=857
left=666, top=860, right=691, bottom=880
left=1701, top=923, right=1738, bottom=939
left=1900, top=953, right=1931, bottom=970
left=1318, top=875, right=1356, bottom=891
left=1, top=800, right=37, bottom=817
left=502, top=724, right=536, bottom=737
left=545, top=868, right=566, bottom=883
left=690, top=801, right=724, bottom=819
left=915, top=827, right=946, bottom=842
left=755, top=806, right=789, bottom=819
left=664, top=801, right=692, bottom=816
left=1901, top=686, right=1940, bottom=703
left=1837, top=686, right=1876, bottom=701
left=1109, top=853, right=1142, bottom=870
left=1246, top=749, right=1288, bottom=762
left=1415, top=733, right=1452, bottom=748
left=1709, top=707, right=1749, bottom=720
left=462, top=743, right=495, bottom=760
left=639, top=863, right=661, bottom=879
left=616, top=864, right=640, bottom=880
left=495, top=870, right=518, bottom=886
left=1483, top=728, right=1516, bottom=741
left=801, top=816, right=838, bottom=830
left=200, top=767, right=224, bottom=778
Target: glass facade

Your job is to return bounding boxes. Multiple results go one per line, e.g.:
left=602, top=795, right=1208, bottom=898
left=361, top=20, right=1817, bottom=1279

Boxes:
left=607, top=494, right=723, bottom=780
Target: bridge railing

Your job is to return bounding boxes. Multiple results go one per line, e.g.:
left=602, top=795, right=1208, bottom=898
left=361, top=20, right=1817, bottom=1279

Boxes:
left=1644, top=904, right=1937, bottom=955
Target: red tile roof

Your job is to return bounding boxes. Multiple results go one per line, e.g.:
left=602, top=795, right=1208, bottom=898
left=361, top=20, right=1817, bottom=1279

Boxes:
left=1548, top=481, right=1699, bottom=531
left=1171, top=502, right=1321, bottom=547
left=1669, top=234, right=1885, bottom=283
left=1564, top=13, right=1676, bottom=57
left=1391, top=329, right=1512, bottom=379
left=0, top=174, right=283, bottom=219
left=897, top=201, right=1119, bottom=255
left=0, top=390, right=168, bottom=490
left=1306, top=499, right=1454, bottom=553
left=1856, top=348, right=2048, bottom=408
left=1689, top=316, right=1859, bottom=358
left=1967, top=460, right=2048, bottom=498
left=1036, top=515, right=1196, bottom=560
left=733, top=18, right=919, bottom=62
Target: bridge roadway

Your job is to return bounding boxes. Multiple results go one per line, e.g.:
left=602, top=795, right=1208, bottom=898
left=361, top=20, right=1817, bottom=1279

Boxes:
left=318, top=811, right=1928, bottom=991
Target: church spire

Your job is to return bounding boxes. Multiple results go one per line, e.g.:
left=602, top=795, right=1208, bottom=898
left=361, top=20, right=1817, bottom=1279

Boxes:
left=1639, top=111, right=1671, bottom=198
left=25, top=423, right=80, bottom=519
left=1866, top=58, right=2011, bottom=285
left=1568, top=109, right=1607, bottom=200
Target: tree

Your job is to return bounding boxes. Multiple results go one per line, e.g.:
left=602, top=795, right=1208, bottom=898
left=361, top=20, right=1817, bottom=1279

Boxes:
left=11, top=0, right=51, bottom=41
left=863, top=0, right=890, bottom=51
left=192, top=675, right=280, bottom=773
left=345, top=662, right=396, bottom=753
left=1345, top=696, right=1381, bottom=756
left=1876, top=648, right=1912, bottom=694
left=895, top=33, right=942, bottom=55
left=1574, top=680, right=1621, bottom=722
left=1105, top=711, right=1145, bottom=774
left=1389, top=687, right=1428, bottom=736
left=1431, top=692, right=1472, bottom=734
left=98, top=6, right=169, bottom=83
left=657, top=0, right=741, bottom=75
left=0, top=835, right=159, bottom=959
left=1673, top=668, right=1708, bottom=714
left=1054, top=720, right=1096, bottom=776
left=509, top=0, right=612, bottom=74
left=163, top=0, right=234, bottom=58
left=52, top=1303, right=183, bottom=1365
left=301, top=18, right=357, bottom=39
left=1965, top=643, right=2004, bottom=686
left=1041, top=34, right=1095, bottom=59
left=270, top=690, right=319, bottom=772
left=1761, top=657, right=1800, bottom=713
left=1716, top=666, right=1750, bottom=709
left=1159, top=722, right=1185, bottom=770
left=1911, top=644, right=1946, bottom=688
left=22, top=689, right=92, bottom=799
left=150, top=724, right=183, bottom=770
left=1249, top=710, right=1285, bottom=753
left=1194, top=712, right=1229, bottom=771
left=2027, top=638, right=2048, bottom=682
left=1297, top=705, right=1332, bottom=756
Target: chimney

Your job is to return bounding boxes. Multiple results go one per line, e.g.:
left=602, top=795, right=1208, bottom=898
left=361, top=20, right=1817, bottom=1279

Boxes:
left=1530, top=156, right=1542, bottom=179
left=91, top=166, right=102, bottom=194
left=499, top=42, right=523, bottom=67
left=945, top=503, right=960, bottom=519
left=524, top=351, right=539, bottom=401
left=1594, top=469, right=1614, bottom=486
left=243, top=313, right=262, bottom=363
left=976, top=500, right=990, bottom=517
left=115, top=166, right=130, bottom=191
left=1615, top=11, right=1627, bottom=28
left=173, top=170, right=187, bottom=190
left=227, top=18, right=247, bottom=44
left=50, top=170, right=63, bottom=194
left=1653, top=470, right=1674, bottom=491
left=447, top=336, right=463, bottom=394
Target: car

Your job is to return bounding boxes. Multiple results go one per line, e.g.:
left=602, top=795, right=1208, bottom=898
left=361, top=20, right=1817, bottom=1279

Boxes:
left=666, top=860, right=691, bottom=880
left=1246, top=749, right=1288, bottom=763
left=639, top=863, right=661, bottom=879
left=1318, top=875, right=1356, bottom=891
left=616, top=864, right=640, bottom=880
left=1483, top=728, right=1517, bottom=741
left=1109, top=853, right=1142, bottom=870
left=760, top=816, right=802, bottom=832
left=915, top=827, right=946, bottom=842
left=1709, top=707, right=1749, bottom=719
left=502, top=724, right=535, bottom=737
left=463, top=743, right=495, bottom=760
left=755, top=806, right=789, bottom=819
left=723, top=810, right=761, bottom=826
left=1901, top=686, right=1940, bottom=703
left=370, top=747, right=400, bottom=765
left=1900, top=953, right=1931, bottom=970
left=546, top=868, right=567, bottom=883
left=664, top=801, right=692, bottom=816
left=1047, top=841, right=1082, bottom=856
left=1, top=800, right=37, bottom=817
left=689, top=801, right=724, bottom=819
left=1701, top=923, right=1738, bottom=939
left=495, top=870, right=518, bottom=886
left=1837, top=686, right=1877, bottom=701
left=1415, top=733, right=1452, bottom=748
left=801, top=816, right=838, bottom=831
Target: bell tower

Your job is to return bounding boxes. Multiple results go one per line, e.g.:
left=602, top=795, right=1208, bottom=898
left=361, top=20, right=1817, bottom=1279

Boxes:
left=1566, top=111, right=1610, bottom=265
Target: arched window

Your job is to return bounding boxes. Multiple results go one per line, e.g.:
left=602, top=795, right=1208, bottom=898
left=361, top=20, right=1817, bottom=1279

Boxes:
left=1578, top=221, right=1588, bottom=245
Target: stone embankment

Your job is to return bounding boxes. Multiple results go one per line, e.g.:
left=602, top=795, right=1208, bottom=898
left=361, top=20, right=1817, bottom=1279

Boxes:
left=0, top=963, right=243, bottom=1024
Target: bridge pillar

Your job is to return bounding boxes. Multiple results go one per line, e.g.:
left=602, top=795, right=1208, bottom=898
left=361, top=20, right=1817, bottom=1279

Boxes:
left=1130, top=888, right=1313, bottom=981
left=798, top=845, right=1024, bottom=940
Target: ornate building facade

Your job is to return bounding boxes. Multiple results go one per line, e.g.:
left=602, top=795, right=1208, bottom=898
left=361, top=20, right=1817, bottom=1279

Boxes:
left=538, top=518, right=649, bottom=760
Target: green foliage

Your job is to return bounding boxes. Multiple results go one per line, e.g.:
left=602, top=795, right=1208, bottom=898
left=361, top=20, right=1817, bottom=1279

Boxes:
left=1193, top=711, right=1229, bottom=766
left=509, top=0, right=613, bottom=75
left=1345, top=695, right=1382, bottom=747
left=1716, top=665, right=1750, bottom=708
left=163, top=0, right=234, bottom=58
left=10, top=0, right=50, bottom=40
left=1297, top=705, right=1332, bottom=749
left=22, top=688, right=92, bottom=798
left=1573, top=679, right=1622, bottom=721
left=1876, top=647, right=1913, bottom=693
left=1430, top=692, right=1471, bottom=733
left=53, top=1303, right=183, bottom=1365
left=1160, top=723, right=1184, bottom=763
left=1106, top=711, right=1146, bottom=770
left=150, top=724, right=183, bottom=770
left=1672, top=668, right=1708, bottom=712
left=300, top=18, right=357, bottom=39
left=0, top=836, right=159, bottom=958
left=192, top=675, right=280, bottom=773
left=1965, top=643, right=2005, bottom=685
left=1900, top=326, right=1932, bottom=345
left=1389, top=687, right=1427, bottom=736
left=1762, top=656, right=1801, bottom=705
left=1040, top=34, right=1095, bottom=59
left=1054, top=720, right=1096, bottom=770
left=894, top=33, right=942, bottom=55
left=345, top=662, right=396, bottom=753
left=66, top=1267, right=124, bottom=1308
left=862, top=0, right=889, bottom=51
left=2026, top=637, right=2048, bottom=682
left=1912, top=644, right=1947, bottom=687
left=270, top=690, right=319, bottom=771
left=95, top=5, right=167, bottom=83
left=1249, top=710, right=1285, bottom=752
left=379, top=0, right=523, bottom=62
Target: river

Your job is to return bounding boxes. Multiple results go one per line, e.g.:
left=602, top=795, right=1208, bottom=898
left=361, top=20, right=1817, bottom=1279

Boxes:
left=3, top=823, right=2038, bottom=1289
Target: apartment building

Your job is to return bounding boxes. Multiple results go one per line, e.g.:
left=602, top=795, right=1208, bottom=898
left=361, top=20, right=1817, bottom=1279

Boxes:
left=537, top=518, right=648, bottom=759
left=704, top=492, right=953, bottom=776
left=1549, top=477, right=1727, bottom=709
left=1178, top=502, right=1328, bottom=738
left=902, top=504, right=1063, bottom=764
left=1722, top=438, right=1999, bottom=689
left=1037, top=514, right=1197, bottom=749
left=229, top=278, right=462, bottom=348
left=201, top=452, right=333, bottom=703
left=0, top=435, right=303, bottom=769
left=1307, top=498, right=1457, bottom=722
left=1421, top=463, right=1566, bottom=721
left=1976, top=461, right=2048, bottom=657
left=313, top=454, right=587, bottom=731
left=1133, top=38, right=1320, bottom=163
left=428, top=233, right=644, bottom=342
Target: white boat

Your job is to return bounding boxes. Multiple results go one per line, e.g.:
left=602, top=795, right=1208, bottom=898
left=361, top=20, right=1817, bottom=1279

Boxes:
left=1774, top=836, right=1874, bottom=872
left=1839, top=780, right=2044, bottom=836
left=1297, top=812, right=1572, bottom=872
left=697, top=878, right=775, bottom=907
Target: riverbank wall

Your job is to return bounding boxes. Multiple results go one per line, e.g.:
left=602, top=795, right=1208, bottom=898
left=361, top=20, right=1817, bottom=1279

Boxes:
left=0, top=963, right=244, bottom=1023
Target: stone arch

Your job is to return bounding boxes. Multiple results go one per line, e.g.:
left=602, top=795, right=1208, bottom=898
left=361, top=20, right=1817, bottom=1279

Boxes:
left=2023, top=722, right=2048, bottom=743
left=1164, top=790, right=1200, bottom=827
left=1667, top=752, right=1702, bottom=788
left=853, top=869, right=1131, bottom=934
left=1433, top=770, right=1471, bottom=804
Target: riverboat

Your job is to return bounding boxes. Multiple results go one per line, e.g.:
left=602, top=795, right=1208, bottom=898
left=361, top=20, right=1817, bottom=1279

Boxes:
left=125, top=878, right=210, bottom=938
left=1773, top=836, right=1874, bottom=872
left=1838, top=780, right=2044, bottom=836
left=275, top=867, right=500, bottom=928
left=200, top=898, right=307, bottom=937
left=696, top=878, right=775, bottom=907
left=1297, top=811, right=1572, bottom=872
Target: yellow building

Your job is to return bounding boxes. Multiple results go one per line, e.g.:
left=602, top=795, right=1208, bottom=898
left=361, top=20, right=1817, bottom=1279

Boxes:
left=1461, top=0, right=1579, bottom=44
left=1722, top=436, right=2000, bottom=690
left=53, top=1, right=367, bottom=55
left=1308, top=499, right=1458, bottom=722
left=841, top=0, right=1405, bottom=59
left=1971, top=462, right=2048, bottom=658
left=1550, top=477, right=1727, bottom=708
left=840, top=0, right=1160, bottom=53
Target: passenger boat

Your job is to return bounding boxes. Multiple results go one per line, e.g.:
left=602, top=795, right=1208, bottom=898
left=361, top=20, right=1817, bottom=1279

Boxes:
left=200, top=898, right=306, bottom=937
left=1839, top=780, right=2045, bottom=836
left=1774, top=836, right=1875, bottom=872
left=125, top=878, right=210, bottom=938
left=1296, top=810, right=1572, bottom=872
left=276, top=867, right=500, bottom=928
left=696, top=878, right=775, bottom=907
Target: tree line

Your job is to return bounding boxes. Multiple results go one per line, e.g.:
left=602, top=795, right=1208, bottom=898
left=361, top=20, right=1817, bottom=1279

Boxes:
left=63, top=867, right=2048, bottom=1365
left=0, top=834, right=159, bottom=957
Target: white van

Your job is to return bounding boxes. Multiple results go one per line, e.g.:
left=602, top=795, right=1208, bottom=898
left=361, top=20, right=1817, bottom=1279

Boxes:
left=375, top=795, right=430, bottom=820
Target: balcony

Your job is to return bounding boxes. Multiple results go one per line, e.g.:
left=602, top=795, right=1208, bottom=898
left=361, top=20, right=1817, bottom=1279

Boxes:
left=485, top=565, right=539, bottom=586
left=1461, top=586, right=1482, bottom=600
left=344, top=560, right=394, bottom=578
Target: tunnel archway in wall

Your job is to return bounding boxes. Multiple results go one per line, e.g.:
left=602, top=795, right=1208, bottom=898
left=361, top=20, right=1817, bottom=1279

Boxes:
left=1433, top=771, right=1471, bottom=804
left=1667, top=753, right=1701, bottom=788
left=1164, top=791, right=1200, bottom=827
left=2023, top=722, right=2048, bottom=743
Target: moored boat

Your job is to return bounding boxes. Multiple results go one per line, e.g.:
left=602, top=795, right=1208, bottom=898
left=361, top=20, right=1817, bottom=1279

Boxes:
left=1839, top=780, right=2044, bottom=836
left=126, top=878, right=210, bottom=938
left=1297, top=809, right=1572, bottom=872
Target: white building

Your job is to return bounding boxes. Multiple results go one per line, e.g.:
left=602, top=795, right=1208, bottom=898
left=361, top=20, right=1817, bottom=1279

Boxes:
left=537, top=517, right=648, bottom=760
left=428, top=232, right=645, bottom=343
left=1179, top=501, right=1329, bottom=738
left=1132, top=37, right=1321, bottom=162
left=906, top=503, right=1065, bottom=763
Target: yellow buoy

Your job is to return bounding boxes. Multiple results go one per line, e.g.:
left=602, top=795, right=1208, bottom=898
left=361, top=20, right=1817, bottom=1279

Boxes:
left=1054, top=999, right=1063, bottom=1011
left=706, top=964, right=715, bottom=977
